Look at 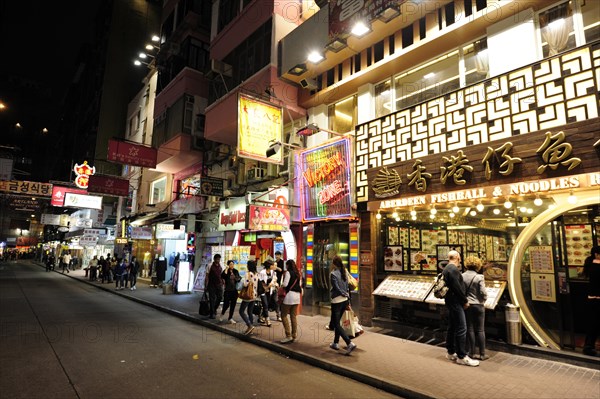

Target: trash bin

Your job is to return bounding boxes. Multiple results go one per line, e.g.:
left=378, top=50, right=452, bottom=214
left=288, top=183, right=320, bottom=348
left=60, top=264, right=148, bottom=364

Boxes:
left=505, top=303, right=522, bottom=345
left=162, top=283, right=174, bottom=295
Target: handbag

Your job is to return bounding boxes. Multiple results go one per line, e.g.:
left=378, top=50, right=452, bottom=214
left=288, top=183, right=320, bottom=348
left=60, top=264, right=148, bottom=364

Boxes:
left=198, top=292, right=210, bottom=316
left=278, top=275, right=300, bottom=305
left=239, top=278, right=255, bottom=301
left=346, top=270, right=358, bottom=291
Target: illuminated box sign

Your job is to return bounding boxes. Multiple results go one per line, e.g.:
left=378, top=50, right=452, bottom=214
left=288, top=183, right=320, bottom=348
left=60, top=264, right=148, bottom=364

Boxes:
left=0, top=180, right=52, bottom=196
left=247, top=205, right=290, bottom=232
left=107, top=138, right=158, bottom=168
left=218, top=197, right=246, bottom=231
left=63, top=193, right=103, bottom=210
left=300, top=138, right=352, bottom=222
left=73, top=161, right=96, bottom=189
left=156, top=223, right=186, bottom=240
left=51, top=186, right=87, bottom=207
left=115, top=238, right=129, bottom=244
left=237, top=94, right=283, bottom=165
left=88, top=174, right=130, bottom=197
left=131, top=226, right=153, bottom=240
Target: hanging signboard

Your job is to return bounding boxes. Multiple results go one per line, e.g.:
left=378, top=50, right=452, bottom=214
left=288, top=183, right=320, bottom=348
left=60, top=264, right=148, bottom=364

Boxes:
left=218, top=197, right=246, bottom=231
left=107, top=138, right=158, bottom=168
left=51, top=185, right=87, bottom=207
left=64, top=193, right=103, bottom=210
left=87, top=174, right=130, bottom=197
left=73, top=161, right=96, bottom=189
left=237, top=94, right=283, bottom=165
left=0, top=180, right=52, bottom=196
left=247, top=205, right=290, bottom=232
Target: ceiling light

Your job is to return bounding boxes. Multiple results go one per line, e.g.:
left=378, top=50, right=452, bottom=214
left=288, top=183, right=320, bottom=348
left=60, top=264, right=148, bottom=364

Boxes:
left=392, top=210, right=399, bottom=218
left=470, top=210, right=477, bottom=217
left=504, top=199, right=513, bottom=209
left=395, top=216, right=401, bottom=222
left=139, top=53, right=147, bottom=59
left=376, top=212, right=382, bottom=220
left=151, top=35, right=160, bottom=42
left=424, top=72, right=435, bottom=79
left=429, top=213, right=435, bottom=219
left=452, top=204, right=459, bottom=213
left=410, top=209, right=417, bottom=217
left=476, top=202, right=484, bottom=212
left=527, top=208, right=533, bottom=214
left=449, top=212, right=455, bottom=218
left=351, top=21, right=370, bottom=37
left=411, top=215, right=417, bottom=220
left=288, top=63, right=307, bottom=76
left=534, top=196, right=543, bottom=206
left=307, top=51, right=324, bottom=64
left=520, top=206, right=528, bottom=213
left=567, top=191, right=577, bottom=204
left=493, top=208, right=501, bottom=215
left=325, top=38, right=347, bottom=53
left=430, top=207, right=437, bottom=215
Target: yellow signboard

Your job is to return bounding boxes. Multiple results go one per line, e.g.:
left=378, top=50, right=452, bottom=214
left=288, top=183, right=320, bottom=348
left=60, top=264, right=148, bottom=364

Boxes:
left=238, top=94, right=283, bottom=164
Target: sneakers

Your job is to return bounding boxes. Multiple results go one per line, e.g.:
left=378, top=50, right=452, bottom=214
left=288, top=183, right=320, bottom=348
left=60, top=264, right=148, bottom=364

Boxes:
left=219, top=316, right=224, bottom=322
left=228, top=319, right=237, bottom=324
left=345, top=342, right=357, bottom=356
left=329, top=343, right=340, bottom=350
left=244, top=326, right=255, bottom=335
left=446, top=353, right=458, bottom=361
left=473, top=354, right=490, bottom=361
left=280, top=337, right=294, bottom=344
left=456, top=355, right=479, bottom=367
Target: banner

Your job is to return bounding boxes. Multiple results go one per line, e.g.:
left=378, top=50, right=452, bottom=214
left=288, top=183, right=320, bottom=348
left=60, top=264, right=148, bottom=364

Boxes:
left=107, top=139, right=158, bottom=168
left=237, top=94, right=283, bottom=165
left=247, top=205, right=290, bottom=232
left=88, top=174, right=130, bottom=197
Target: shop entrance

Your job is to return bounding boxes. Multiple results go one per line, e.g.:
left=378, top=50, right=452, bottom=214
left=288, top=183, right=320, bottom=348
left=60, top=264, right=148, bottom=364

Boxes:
left=311, top=222, right=350, bottom=315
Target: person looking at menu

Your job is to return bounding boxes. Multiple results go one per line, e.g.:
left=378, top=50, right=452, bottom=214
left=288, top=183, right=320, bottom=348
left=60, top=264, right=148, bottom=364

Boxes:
left=582, top=246, right=600, bottom=357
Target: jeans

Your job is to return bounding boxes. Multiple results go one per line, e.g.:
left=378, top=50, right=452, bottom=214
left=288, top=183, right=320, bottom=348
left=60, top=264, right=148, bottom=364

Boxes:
left=260, top=293, right=270, bottom=319
left=445, top=298, right=468, bottom=359
left=239, top=300, right=255, bottom=327
left=115, top=274, right=124, bottom=288
left=122, top=273, right=129, bottom=288
left=281, top=303, right=299, bottom=339
left=207, top=286, right=223, bottom=318
left=466, top=304, right=486, bottom=356
left=330, top=300, right=351, bottom=346
left=129, top=273, right=137, bottom=288
left=221, top=290, right=238, bottom=319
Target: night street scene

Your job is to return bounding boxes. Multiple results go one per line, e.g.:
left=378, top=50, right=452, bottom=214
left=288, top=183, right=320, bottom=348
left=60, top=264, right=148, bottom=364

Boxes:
left=1, top=1, right=599, bottom=398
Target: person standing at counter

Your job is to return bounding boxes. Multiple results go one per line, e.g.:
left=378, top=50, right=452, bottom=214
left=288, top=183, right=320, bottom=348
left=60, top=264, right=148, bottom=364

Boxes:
left=463, top=256, right=488, bottom=360
left=583, top=246, right=600, bottom=357
left=443, top=250, right=479, bottom=367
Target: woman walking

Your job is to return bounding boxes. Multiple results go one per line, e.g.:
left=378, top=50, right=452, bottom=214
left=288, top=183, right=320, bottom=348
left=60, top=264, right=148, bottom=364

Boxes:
left=463, top=256, right=488, bottom=360
left=220, top=260, right=241, bottom=323
left=279, top=259, right=303, bottom=344
left=329, top=255, right=357, bottom=355
left=239, top=260, right=259, bottom=335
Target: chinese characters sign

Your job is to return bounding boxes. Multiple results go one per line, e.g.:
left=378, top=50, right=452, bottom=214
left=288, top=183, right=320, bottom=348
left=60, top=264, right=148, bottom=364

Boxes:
left=73, top=161, right=96, bottom=189
left=237, top=94, right=283, bottom=164
left=300, top=138, right=352, bottom=221
left=247, top=205, right=290, bottom=232
left=87, top=175, right=129, bottom=197
left=51, top=185, right=87, bottom=207
left=107, top=139, right=158, bottom=168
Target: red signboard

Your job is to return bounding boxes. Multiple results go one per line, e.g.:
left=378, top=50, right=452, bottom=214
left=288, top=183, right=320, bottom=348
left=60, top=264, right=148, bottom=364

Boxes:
left=51, top=186, right=87, bottom=207
left=107, top=139, right=158, bottom=168
left=87, top=175, right=130, bottom=197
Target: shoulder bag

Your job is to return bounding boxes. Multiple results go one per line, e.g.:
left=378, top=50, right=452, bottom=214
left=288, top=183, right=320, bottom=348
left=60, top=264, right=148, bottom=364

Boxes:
left=239, top=277, right=255, bottom=301
left=277, top=274, right=299, bottom=305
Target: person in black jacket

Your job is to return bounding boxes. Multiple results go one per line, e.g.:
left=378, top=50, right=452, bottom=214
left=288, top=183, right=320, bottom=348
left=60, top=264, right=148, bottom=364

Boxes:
left=442, top=250, right=479, bottom=367
left=582, top=246, right=600, bottom=356
left=219, top=260, right=241, bottom=324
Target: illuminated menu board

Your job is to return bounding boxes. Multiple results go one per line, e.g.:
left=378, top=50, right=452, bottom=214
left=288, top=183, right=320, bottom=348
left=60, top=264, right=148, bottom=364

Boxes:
left=300, top=138, right=352, bottom=221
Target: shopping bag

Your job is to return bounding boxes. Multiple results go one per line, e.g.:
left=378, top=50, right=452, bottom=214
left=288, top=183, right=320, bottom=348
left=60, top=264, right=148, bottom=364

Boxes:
left=353, top=314, right=364, bottom=337
left=341, top=307, right=356, bottom=338
left=198, top=292, right=210, bottom=316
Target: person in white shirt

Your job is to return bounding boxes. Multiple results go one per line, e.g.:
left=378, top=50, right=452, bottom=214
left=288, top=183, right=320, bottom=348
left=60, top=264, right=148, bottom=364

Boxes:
left=62, top=252, right=71, bottom=274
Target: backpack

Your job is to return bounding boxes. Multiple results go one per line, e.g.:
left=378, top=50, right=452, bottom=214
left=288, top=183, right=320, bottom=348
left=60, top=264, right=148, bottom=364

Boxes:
left=432, top=272, right=449, bottom=299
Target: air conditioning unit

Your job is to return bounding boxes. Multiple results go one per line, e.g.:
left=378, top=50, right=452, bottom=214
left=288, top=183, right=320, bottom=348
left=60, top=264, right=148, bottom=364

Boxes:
left=247, top=167, right=266, bottom=182
left=210, top=59, right=233, bottom=78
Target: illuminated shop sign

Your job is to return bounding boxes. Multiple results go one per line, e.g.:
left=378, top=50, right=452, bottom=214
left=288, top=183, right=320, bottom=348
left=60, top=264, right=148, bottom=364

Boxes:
left=107, top=138, right=158, bottom=169
left=0, top=180, right=52, bottom=196
left=218, top=197, right=246, bottom=231
left=51, top=186, right=87, bottom=207
left=64, top=193, right=103, bottom=210
left=247, top=205, right=290, bottom=232
left=87, top=174, right=129, bottom=197
left=237, top=94, right=283, bottom=165
left=73, top=161, right=96, bottom=189
left=300, top=138, right=352, bottom=221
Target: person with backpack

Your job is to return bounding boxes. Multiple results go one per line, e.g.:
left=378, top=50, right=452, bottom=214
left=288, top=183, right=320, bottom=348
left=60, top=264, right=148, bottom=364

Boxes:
left=129, top=256, right=140, bottom=291
left=463, top=256, right=488, bottom=360
left=442, top=250, right=479, bottom=367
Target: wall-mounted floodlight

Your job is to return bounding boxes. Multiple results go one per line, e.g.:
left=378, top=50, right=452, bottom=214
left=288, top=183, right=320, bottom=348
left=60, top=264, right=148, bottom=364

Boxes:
left=266, top=141, right=282, bottom=158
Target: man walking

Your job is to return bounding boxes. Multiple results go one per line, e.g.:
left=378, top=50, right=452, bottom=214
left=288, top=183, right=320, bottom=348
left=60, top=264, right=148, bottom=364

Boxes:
left=443, top=250, right=479, bottom=367
left=206, top=254, right=224, bottom=319
left=62, top=251, right=71, bottom=274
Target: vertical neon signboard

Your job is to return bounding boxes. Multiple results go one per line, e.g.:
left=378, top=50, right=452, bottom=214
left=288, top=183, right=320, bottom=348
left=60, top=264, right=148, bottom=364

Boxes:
left=306, top=225, right=314, bottom=287
left=350, top=222, right=359, bottom=291
left=300, top=138, right=352, bottom=222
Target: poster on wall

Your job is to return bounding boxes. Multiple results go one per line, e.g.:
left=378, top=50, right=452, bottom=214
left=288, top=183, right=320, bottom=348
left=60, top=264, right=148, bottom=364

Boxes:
left=529, top=246, right=554, bottom=273
left=531, top=273, right=556, bottom=302
left=247, top=205, right=290, bottom=231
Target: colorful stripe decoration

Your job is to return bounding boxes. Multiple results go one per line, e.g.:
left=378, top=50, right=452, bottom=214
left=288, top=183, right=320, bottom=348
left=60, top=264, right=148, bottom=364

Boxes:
left=306, top=228, right=314, bottom=287
left=350, top=222, right=359, bottom=291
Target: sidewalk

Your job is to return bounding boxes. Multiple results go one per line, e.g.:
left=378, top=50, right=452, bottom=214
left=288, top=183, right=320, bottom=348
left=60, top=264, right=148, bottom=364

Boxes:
left=62, top=267, right=599, bottom=399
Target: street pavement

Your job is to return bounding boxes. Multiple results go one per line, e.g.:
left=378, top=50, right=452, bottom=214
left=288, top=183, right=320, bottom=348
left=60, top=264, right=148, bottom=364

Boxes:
left=51, top=264, right=600, bottom=399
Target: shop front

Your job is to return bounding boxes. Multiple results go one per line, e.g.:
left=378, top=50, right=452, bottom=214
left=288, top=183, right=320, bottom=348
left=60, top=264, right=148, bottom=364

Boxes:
left=357, top=117, right=599, bottom=352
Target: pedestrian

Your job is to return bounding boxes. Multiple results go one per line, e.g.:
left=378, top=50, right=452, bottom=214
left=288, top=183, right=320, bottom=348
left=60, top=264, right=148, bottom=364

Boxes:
left=62, top=251, right=71, bottom=274
left=129, top=256, right=140, bottom=290
left=89, top=255, right=99, bottom=281
left=220, top=260, right=241, bottom=323
left=99, top=256, right=108, bottom=283
left=239, top=260, right=258, bottom=335
left=328, top=255, right=357, bottom=355
left=122, top=257, right=130, bottom=289
left=114, top=258, right=126, bottom=290
left=206, top=254, right=224, bottom=319
left=582, top=246, right=600, bottom=357
left=463, top=256, right=488, bottom=360
left=46, top=254, right=55, bottom=272
left=258, top=259, right=278, bottom=326
left=274, top=251, right=284, bottom=321
left=443, top=250, right=479, bottom=366
left=279, top=259, right=303, bottom=344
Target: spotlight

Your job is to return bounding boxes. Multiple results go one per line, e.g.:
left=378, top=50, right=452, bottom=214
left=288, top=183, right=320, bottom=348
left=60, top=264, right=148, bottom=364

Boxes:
left=520, top=206, right=528, bottom=213
left=476, top=202, right=484, bottom=212
left=392, top=210, right=399, bottom=218
left=411, top=215, right=417, bottom=221
left=410, top=208, right=417, bottom=217
left=534, top=195, right=543, bottom=206
left=376, top=212, right=382, bottom=220
left=430, top=207, right=437, bottom=215
left=527, top=208, right=533, bottom=214
left=265, top=141, right=282, bottom=158
left=395, top=216, right=401, bottom=222
left=429, top=213, right=435, bottom=219
left=449, top=212, right=455, bottom=218
left=567, top=191, right=577, bottom=204
left=493, top=208, right=501, bottom=215
left=470, top=210, right=477, bottom=217
left=504, top=199, right=513, bottom=209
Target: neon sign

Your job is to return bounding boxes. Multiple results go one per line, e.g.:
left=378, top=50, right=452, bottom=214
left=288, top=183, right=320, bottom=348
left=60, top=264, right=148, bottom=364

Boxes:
left=303, top=152, right=345, bottom=187
left=73, top=161, right=96, bottom=189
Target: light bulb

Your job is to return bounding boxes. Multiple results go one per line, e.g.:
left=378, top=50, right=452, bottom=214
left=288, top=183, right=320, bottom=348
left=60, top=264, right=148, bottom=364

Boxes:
left=504, top=200, right=513, bottom=209
left=392, top=210, right=399, bottom=218
left=534, top=196, right=543, bottom=206
left=527, top=208, right=533, bottom=214
left=449, top=212, right=455, bottom=218
left=470, top=210, right=477, bottom=217
left=520, top=206, right=528, bottom=213
left=430, top=207, right=437, bottom=215
left=410, top=209, right=417, bottom=216
left=376, top=212, right=382, bottom=220
left=567, top=191, right=577, bottom=204
left=429, top=213, right=435, bottom=219
left=395, top=216, right=400, bottom=222
left=452, top=204, right=460, bottom=213
left=411, top=215, right=417, bottom=220
left=476, top=202, right=484, bottom=212
left=493, top=208, right=501, bottom=215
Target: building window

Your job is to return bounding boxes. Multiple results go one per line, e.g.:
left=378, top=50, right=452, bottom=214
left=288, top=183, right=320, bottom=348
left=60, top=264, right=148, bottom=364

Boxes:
left=539, top=1, right=576, bottom=57
left=150, top=177, right=167, bottom=204
left=375, top=79, right=392, bottom=118
left=328, top=96, right=356, bottom=134
left=463, top=38, right=489, bottom=85
left=580, top=0, right=600, bottom=43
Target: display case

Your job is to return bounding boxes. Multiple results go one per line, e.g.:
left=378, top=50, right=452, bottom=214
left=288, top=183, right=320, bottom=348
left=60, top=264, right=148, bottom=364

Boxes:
left=372, top=274, right=435, bottom=301
left=424, top=280, right=506, bottom=309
